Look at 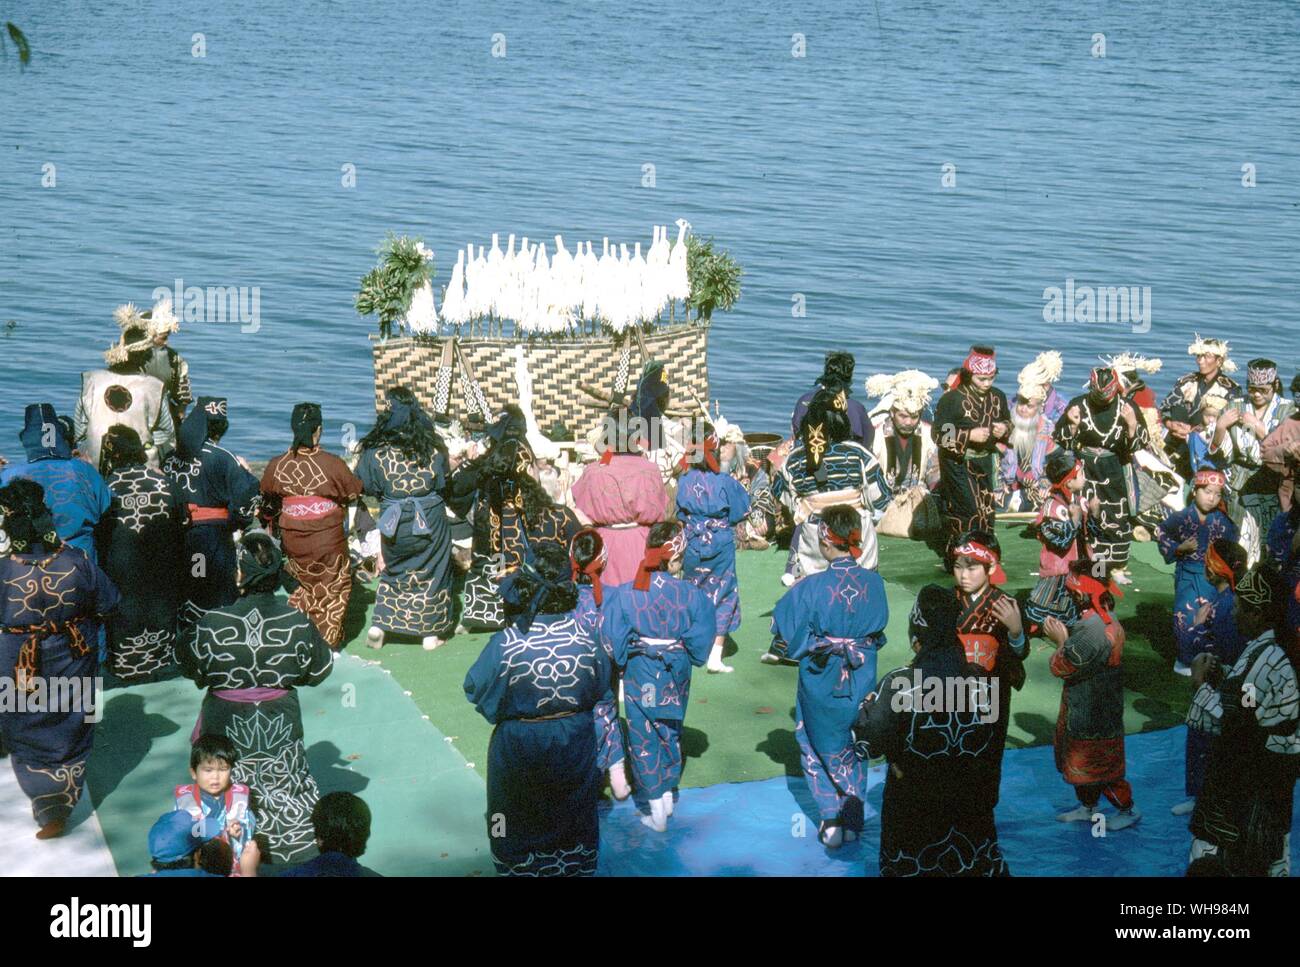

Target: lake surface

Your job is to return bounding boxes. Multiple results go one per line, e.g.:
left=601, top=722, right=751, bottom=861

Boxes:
left=2, top=0, right=1298, bottom=457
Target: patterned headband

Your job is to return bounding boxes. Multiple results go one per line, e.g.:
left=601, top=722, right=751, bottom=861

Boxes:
left=1193, top=468, right=1226, bottom=490
left=205, top=399, right=228, bottom=417
left=952, top=540, right=1007, bottom=585
left=963, top=349, right=997, bottom=376
left=818, top=518, right=861, bottom=556
left=1248, top=362, right=1278, bottom=388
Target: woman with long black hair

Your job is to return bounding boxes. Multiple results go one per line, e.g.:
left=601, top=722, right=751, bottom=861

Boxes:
left=454, top=435, right=579, bottom=632
left=773, top=389, right=891, bottom=586
left=355, top=386, right=454, bottom=651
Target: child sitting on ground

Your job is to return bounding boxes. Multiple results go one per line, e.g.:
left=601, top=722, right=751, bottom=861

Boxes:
left=173, top=733, right=260, bottom=877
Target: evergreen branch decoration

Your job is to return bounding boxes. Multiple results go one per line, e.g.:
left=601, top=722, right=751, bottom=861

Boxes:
left=3, top=22, right=31, bottom=66
left=685, top=234, right=742, bottom=321
left=355, top=233, right=434, bottom=339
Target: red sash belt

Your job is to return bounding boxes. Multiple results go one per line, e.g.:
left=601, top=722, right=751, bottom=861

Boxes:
left=282, top=495, right=339, bottom=520
left=188, top=504, right=230, bottom=523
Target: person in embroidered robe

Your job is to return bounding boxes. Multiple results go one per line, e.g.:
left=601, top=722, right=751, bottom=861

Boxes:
left=854, top=583, right=1009, bottom=876
left=570, top=528, right=630, bottom=800
left=463, top=543, right=612, bottom=876
left=95, top=425, right=185, bottom=681
left=1025, top=449, right=1101, bottom=632
left=1187, top=565, right=1300, bottom=876
left=773, top=390, right=890, bottom=585
left=453, top=436, right=580, bottom=633
left=1053, top=366, right=1149, bottom=581
left=1046, top=563, right=1139, bottom=830
left=1209, top=358, right=1294, bottom=563
left=1156, top=468, right=1238, bottom=675
left=1173, top=538, right=1249, bottom=816
left=599, top=523, right=715, bottom=832
left=0, top=478, right=119, bottom=839
left=2, top=404, right=112, bottom=564
left=262, top=403, right=363, bottom=647
left=791, top=350, right=875, bottom=450
left=355, top=388, right=455, bottom=650
left=770, top=505, right=889, bottom=847
left=177, top=532, right=333, bottom=865
left=76, top=299, right=177, bottom=469
left=1161, top=334, right=1242, bottom=481
left=164, top=397, right=261, bottom=641
left=572, top=406, right=669, bottom=587
left=948, top=530, right=1027, bottom=790
left=675, top=424, right=751, bottom=673
left=931, top=345, right=1011, bottom=537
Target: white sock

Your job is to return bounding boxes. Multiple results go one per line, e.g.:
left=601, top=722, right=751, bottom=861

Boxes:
left=660, top=791, right=674, bottom=817
left=641, top=796, right=667, bottom=832
left=1171, top=799, right=1195, bottom=816
left=707, top=643, right=733, bottom=672
left=1056, top=804, right=1093, bottom=823
left=367, top=627, right=385, bottom=649
left=609, top=766, right=631, bottom=801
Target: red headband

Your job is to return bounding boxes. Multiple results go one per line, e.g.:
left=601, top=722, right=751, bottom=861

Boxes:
left=570, top=531, right=607, bottom=606
left=1065, top=569, right=1124, bottom=624
left=963, top=349, right=997, bottom=376
left=818, top=519, right=861, bottom=557
left=952, top=541, right=1007, bottom=585
left=1193, top=468, right=1226, bottom=490
left=1051, top=460, right=1083, bottom=497
left=1204, top=543, right=1237, bottom=593
left=633, top=530, right=686, bottom=591
left=677, top=434, right=721, bottom=474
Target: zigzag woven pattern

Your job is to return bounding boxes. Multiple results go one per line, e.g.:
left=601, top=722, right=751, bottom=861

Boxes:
left=371, top=323, right=711, bottom=435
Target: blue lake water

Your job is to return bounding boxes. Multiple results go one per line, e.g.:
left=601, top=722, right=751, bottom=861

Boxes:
left=2, top=0, right=1297, bottom=457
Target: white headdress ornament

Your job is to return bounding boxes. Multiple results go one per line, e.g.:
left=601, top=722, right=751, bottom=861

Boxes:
left=1017, top=351, right=1064, bottom=401
left=1188, top=334, right=1237, bottom=372
left=865, top=370, right=939, bottom=415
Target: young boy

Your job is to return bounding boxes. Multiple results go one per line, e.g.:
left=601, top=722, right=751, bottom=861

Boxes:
left=174, top=734, right=260, bottom=877
left=1045, top=561, right=1139, bottom=831
left=1156, top=468, right=1239, bottom=675
left=1026, top=449, right=1100, bottom=633
left=144, top=810, right=221, bottom=877
left=770, top=504, right=889, bottom=848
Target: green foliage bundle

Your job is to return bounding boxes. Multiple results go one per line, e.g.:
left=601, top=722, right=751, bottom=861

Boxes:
left=685, top=235, right=742, bottom=321
left=355, top=234, right=433, bottom=339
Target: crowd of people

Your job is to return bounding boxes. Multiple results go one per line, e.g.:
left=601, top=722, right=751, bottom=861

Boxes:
left=2, top=295, right=1300, bottom=877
